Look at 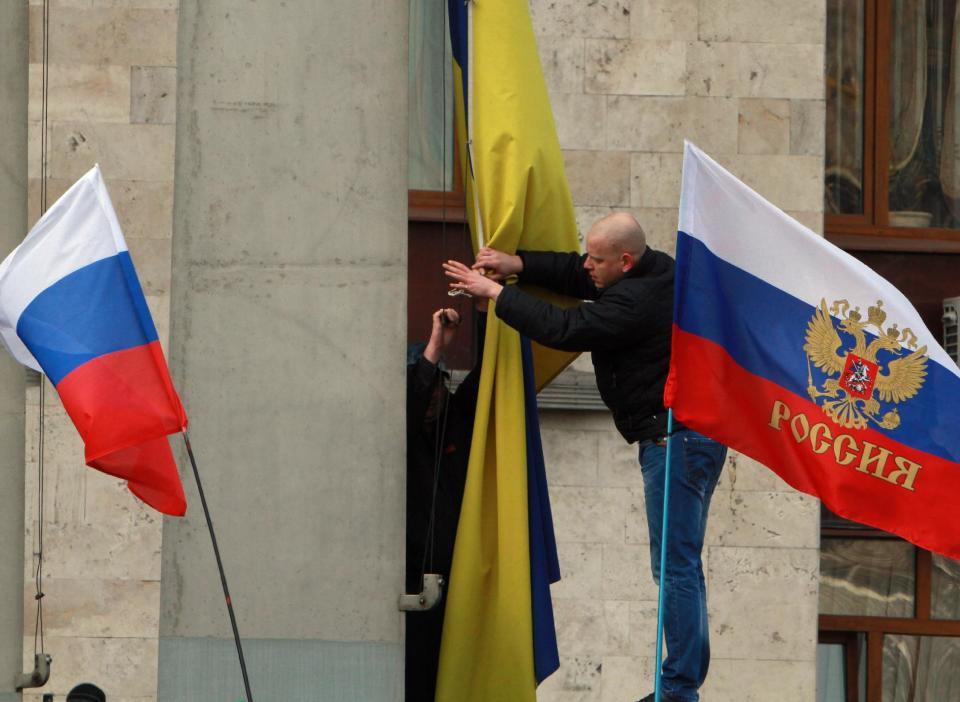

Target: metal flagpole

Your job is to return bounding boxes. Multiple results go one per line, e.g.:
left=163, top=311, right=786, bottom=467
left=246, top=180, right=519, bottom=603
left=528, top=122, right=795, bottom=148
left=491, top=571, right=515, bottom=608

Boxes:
left=450, top=0, right=485, bottom=300
left=653, top=409, right=674, bottom=702
left=182, top=431, right=254, bottom=702
left=466, top=0, right=486, bottom=250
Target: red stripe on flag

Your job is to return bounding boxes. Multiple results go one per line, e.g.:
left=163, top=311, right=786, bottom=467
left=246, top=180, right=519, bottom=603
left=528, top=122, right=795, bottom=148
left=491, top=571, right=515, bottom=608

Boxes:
left=55, top=341, right=188, bottom=515
left=91, top=435, right=186, bottom=516
left=667, top=326, right=960, bottom=559
left=57, top=341, right=186, bottom=460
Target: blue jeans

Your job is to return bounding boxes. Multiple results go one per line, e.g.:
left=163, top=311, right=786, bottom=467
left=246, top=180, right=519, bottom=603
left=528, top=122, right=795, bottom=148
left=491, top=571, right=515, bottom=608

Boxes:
left=639, top=429, right=726, bottom=702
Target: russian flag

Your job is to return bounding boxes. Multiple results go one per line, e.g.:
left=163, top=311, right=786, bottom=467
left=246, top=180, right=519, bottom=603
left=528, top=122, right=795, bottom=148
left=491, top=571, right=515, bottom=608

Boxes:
left=0, top=166, right=188, bottom=516
left=666, top=143, right=960, bottom=558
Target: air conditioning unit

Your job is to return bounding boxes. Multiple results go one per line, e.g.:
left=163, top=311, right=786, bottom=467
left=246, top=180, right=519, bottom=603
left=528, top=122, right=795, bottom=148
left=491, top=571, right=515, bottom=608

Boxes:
left=944, top=296, right=960, bottom=366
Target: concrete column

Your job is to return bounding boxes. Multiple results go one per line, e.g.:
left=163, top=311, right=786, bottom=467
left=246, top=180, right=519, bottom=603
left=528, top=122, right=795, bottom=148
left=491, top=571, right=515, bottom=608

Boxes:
left=161, top=2, right=408, bottom=700
left=0, top=3, right=28, bottom=701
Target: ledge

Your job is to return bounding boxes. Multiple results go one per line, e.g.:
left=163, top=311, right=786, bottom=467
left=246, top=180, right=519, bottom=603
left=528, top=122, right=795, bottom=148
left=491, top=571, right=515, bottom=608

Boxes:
left=451, top=366, right=606, bottom=411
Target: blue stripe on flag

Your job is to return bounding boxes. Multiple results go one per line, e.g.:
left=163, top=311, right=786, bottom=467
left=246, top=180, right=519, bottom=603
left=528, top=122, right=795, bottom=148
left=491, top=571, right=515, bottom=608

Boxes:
left=521, top=336, right=561, bottom=684
left=17, top=252, right=158, bottom=385
left=675, top=230, right=960, bottom=462
left=447, top=0, right=468, bottom=86
left=446, top=0, right=469, bottom=144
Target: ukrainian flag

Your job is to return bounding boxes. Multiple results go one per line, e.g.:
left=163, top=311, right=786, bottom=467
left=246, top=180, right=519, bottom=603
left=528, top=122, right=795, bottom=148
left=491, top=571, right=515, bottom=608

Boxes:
left=436, top=0, right=580, bottom=699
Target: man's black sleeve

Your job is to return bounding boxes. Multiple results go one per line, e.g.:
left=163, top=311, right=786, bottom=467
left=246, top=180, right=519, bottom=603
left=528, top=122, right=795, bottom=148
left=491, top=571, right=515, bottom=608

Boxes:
left=450, top=311, right=487, bottom=414
left=495, top=283, right=650, bottom=352
left=407, top=357, right=440, bottom=428
left=517, top=250, right=600, bottom=301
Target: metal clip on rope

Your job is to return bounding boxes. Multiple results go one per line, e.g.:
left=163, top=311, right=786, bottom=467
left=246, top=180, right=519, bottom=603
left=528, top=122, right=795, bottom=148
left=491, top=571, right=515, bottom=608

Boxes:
left=398, top=573, right=445, bottom=611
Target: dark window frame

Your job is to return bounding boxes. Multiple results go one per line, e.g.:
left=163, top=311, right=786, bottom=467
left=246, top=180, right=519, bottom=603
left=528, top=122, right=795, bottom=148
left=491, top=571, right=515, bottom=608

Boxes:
left=826, top=0, right=960, bottom=253
left=818, top=630, right=864, bottom=702
left=819, top=529, right=960, bottom=700
left=407, top=123, right=476, bottom=368
left=409, top=125, right=466, bottom=224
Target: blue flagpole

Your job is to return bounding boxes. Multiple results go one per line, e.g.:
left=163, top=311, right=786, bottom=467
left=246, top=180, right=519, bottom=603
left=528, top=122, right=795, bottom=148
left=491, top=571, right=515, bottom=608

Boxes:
left=654, top=409, right=674, bottom=702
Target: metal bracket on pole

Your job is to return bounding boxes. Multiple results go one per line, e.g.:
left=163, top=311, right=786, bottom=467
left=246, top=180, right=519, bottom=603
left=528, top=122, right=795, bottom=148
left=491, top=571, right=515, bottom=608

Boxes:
left=15, top=653, right=51, bottom=690
left=398, top=573, right=445, bottom=611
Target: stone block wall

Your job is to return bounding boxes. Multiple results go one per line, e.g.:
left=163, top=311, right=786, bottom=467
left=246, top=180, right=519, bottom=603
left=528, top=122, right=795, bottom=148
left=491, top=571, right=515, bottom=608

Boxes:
left=533, top=0, right=825, bottom=699
left=23, top=1, right=178, bottom=701
left=534, top=0, right=826, bottom=249
left=537, top=414, right=821, bottom=702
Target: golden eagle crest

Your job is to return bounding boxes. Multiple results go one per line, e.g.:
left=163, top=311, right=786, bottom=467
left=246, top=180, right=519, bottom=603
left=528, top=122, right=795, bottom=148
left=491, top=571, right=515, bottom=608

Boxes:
left=804, top=298, right=928, bottom=430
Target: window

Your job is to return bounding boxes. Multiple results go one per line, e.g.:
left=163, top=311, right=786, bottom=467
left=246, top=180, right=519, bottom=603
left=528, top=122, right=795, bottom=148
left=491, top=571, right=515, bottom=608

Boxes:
left=820, top=4, right=960, bottom=696
left=407, top=0, right=474, bottom=369
left=818, top=632, right=867, bottom=702
left=826, top=0, right=960, bottom=251
left=408, top=0, right=465, bottom=222
left=818, top=508, right=960, bottom=700
left=820, top=538, right=915, bottom=619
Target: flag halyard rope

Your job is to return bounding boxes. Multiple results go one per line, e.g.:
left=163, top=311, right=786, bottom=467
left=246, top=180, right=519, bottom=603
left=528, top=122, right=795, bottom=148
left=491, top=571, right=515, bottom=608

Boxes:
left=33, top=0, right=53, bottom=660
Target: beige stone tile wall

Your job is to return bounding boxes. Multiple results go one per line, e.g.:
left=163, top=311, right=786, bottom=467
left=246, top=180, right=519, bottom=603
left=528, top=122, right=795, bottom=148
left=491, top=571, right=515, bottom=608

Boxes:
left=534, top=0, right=825, bottom=699
left=23, top=1, right=177, bottom=700
left=534, top=0, right=826, bottom=250
left=538, top=412, right=821, bottom=702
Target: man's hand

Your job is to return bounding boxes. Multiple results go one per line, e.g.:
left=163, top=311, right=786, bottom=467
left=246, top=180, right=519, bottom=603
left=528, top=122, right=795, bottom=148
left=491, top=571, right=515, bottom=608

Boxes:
left=472, top=248, right=522, bottom=280
left=443, top=260, right=503, bottom=300
left=424, top=308, right=460, bottom=363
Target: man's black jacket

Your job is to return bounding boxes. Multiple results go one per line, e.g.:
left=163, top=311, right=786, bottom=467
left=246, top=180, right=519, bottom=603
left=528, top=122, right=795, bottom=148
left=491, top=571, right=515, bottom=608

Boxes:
left=495, top=247, right=677, bottom=443
left=406, top=356, right=477, bottom=588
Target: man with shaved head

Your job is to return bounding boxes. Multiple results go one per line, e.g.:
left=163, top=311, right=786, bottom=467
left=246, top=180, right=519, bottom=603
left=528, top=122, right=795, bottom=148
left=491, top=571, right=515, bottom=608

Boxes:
left=444, top=212, right=727, bottom=702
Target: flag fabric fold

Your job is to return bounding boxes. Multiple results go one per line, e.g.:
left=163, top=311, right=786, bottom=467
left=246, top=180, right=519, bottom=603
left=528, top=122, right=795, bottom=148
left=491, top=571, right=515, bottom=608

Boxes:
left=521, top=336, right=562, bottom=683
left=666, top=142, right=960, bottom=558
left=0, top=165, right=188, bottom=516
left=436, top=0, right=579, bottom=698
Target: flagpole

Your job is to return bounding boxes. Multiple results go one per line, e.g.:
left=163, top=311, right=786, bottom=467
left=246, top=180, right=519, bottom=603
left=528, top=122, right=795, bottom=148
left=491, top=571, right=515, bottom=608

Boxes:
left=465, top=0, right=486, bottom=250
left=653, top=409, right=674, bottom=702
left=182, top=431, right=254, bottom=702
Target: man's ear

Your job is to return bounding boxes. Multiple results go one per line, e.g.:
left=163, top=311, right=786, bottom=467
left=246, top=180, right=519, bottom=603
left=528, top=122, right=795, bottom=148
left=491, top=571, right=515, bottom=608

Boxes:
left=620, top=251, right=635, bottom=272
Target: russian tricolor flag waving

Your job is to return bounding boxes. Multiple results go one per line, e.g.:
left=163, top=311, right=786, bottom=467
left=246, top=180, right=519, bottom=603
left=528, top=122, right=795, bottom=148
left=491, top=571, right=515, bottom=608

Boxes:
left=667, top=143, right=960, bottom=558
left=0, top=165, right=188, bottom=516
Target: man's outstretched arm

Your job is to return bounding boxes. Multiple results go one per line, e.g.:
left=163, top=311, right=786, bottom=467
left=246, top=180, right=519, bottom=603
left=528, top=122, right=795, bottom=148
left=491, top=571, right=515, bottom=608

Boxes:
left=473, top=247, right=598, bottom=300
left=443, top=260, right=644, bottom=351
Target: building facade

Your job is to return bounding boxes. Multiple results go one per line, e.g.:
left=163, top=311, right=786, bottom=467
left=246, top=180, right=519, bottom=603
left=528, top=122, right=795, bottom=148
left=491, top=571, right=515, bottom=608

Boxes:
left=1, top=0, right=956, bottom=701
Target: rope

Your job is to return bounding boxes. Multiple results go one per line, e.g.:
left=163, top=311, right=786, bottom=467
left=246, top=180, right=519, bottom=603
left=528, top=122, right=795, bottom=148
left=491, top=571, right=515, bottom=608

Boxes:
left=440, top=2, right=467, bottom=319
left=441, top=0, right=448, bottom=282
left=416, top=0, right=468, bottom=585
left=421, top=381, right=453, bottom=579
left=33, top=0, right=52, bottom=658
left=419, top=0, right=449, bottom=582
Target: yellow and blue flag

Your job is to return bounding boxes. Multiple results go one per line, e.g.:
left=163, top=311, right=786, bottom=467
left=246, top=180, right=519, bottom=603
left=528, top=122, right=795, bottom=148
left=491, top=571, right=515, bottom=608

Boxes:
left=436, top=0, right=581, bottom=699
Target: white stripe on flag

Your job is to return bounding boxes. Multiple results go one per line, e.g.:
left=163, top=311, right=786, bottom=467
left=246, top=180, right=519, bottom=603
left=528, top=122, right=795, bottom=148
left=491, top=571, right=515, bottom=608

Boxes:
left=0, top=165, right=129, bottom=370
left=679, top=142, right=959, bottom=378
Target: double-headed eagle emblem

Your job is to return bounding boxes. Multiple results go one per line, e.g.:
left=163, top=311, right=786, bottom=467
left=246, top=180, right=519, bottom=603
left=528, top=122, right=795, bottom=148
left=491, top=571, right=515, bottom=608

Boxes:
left=804, top=298, right=928, bottom=430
